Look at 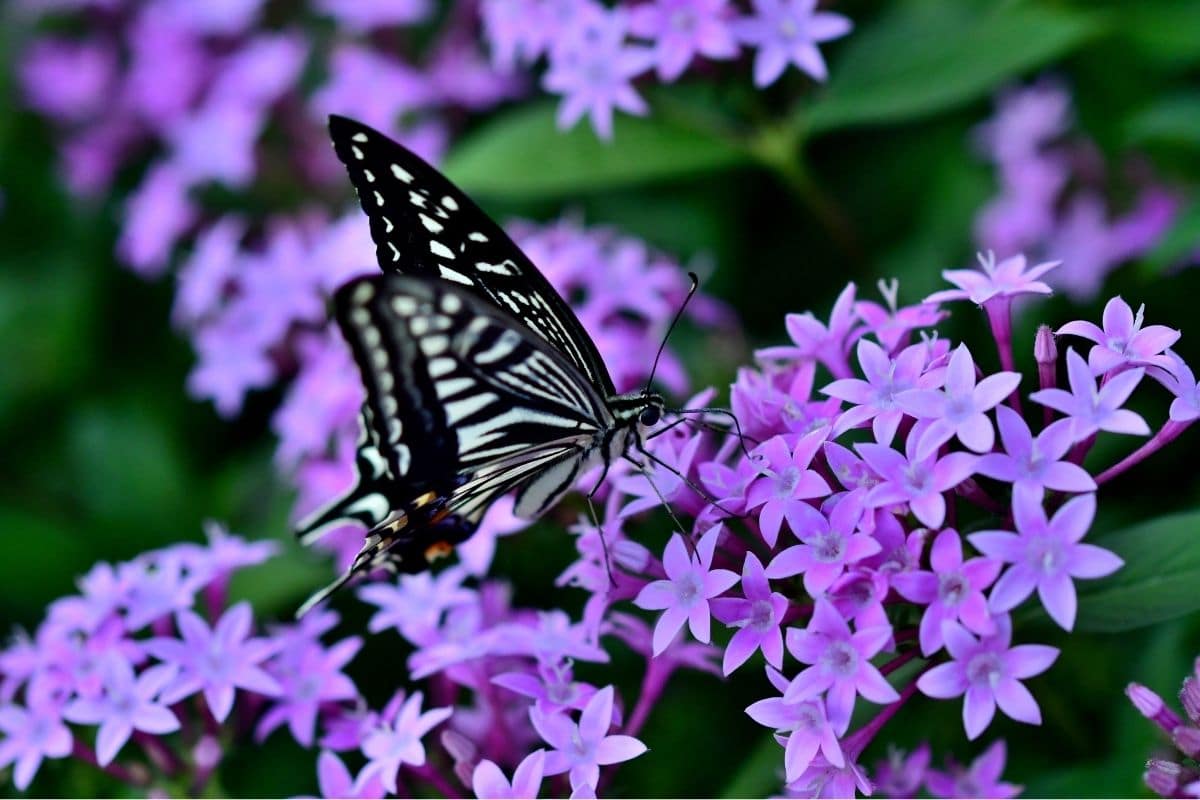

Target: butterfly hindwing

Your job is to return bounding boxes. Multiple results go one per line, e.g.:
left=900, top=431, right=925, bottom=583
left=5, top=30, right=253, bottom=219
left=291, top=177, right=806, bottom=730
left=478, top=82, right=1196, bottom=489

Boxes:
left=327, top=114, right=616, bottom=397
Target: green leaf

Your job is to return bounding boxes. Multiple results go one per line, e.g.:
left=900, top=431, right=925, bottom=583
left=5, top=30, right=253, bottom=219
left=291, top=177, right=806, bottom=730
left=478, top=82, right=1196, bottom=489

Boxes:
left=805, top=3, right=1100, bottom=135
left=721, top=734, right=784, bottom=799
left=1076, top=509, right=1200, bottom=632
left=443, top=102, right=750, bottom=198
left=1126, top=92, right=1200, bottom=149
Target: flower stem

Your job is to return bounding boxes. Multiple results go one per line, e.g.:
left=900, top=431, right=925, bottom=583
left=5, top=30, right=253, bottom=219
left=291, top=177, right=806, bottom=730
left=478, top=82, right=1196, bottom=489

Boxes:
left=72, top=741, right=151, bottom=787
left=133, top=731, right=185, bottom=777
left=410, top=762, right=460, bottom=798
left=623, top=656, right=672, bottom=740
left=1095, top=420, right=1191, bottom=485
left=842, top=676, right=922, bottom=760
left=985, top=301, right=1023, bottom=414
left=880, top=648, right=920, bottom=677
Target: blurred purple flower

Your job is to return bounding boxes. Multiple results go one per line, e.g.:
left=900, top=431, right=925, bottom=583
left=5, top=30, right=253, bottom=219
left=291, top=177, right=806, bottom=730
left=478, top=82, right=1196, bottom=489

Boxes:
left=630, top=0, right=739, bottom=81
left=787, top=753, right=873, bottom=798
left=783, top=599, right=898, bottom=733
left=857, top=426, right=978, bottom=529
left=873, top=743, right=931, bottom=799
left=360, top=692, right=453, bottom=794
left=1057, top=296, right=1179, bottom=375
left=473, top=749, right=545, bottom=799
left=711, top=553, right=789, bottom=674
left=117, top=164, right=196, bottom=277
left=925, top=740, right=1021, bottom=798
left=531, top=686, right=647, bottom=792
left=970, top=490, right=1122, bottom=630
left=358, top=567, right=477, bottom=645
left=1030, top=348, right=1150, bottom=440
left=733, top=0, right=851, bottom=86
left=63, top=660, right=179, bottom=766
left=976, top=406, right=1096, bottom=494
left=313, top=0, right=431, bottom=32
left=0, top=697, right=72, bottom=790
left=20, top=38, right=116, bottom=123
left=916, top=617, right=1057, bottom=739
left=892, top=529, right=1000, bottom=656
left=493, top=661, right=597, bottom=716
left=146, top=603, right=282, bottom=722
left=316, top=749, right=387, bottom=799
left=257, top=634, right=361, bottom=747
left=634, top=527, right=739, bottom=654
left=543, top=10, right=655, bottom=139
left=897, top=343, right=1020, bottom=459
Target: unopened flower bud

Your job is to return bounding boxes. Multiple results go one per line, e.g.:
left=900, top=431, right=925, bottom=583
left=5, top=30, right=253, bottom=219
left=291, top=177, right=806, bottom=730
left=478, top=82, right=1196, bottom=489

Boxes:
left=614, top=538, right=651, bottom=573
left=1172, top=725, right=1200, bottom=759
left=194, top=735, right=221, bottom=772
left=1128, top=683, right=1183, bottom=732
left=1144, top=758, right=1192, bottom=797
left=1035, top=324, right=1057, bottom=393
left=1181, top=676, right=1200, bottom=724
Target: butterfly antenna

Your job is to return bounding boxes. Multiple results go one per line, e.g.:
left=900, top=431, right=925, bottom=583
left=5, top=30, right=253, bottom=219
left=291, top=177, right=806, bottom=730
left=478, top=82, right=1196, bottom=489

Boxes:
left=585, top=494, right=618, bottom=589
left=670, top=406, right=757, bottom=462
left=644, top=272, right=699, bottom=397
left=630, top=444, right=751, bottom=522
left=622, top=454, right=691, bottom=534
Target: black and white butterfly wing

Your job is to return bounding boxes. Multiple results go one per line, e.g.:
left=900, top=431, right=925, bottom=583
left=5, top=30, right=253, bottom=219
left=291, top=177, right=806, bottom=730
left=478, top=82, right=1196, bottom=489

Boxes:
left=327, top=114, right=616, bottom=397
left=297, top=274, right=616, bottom=594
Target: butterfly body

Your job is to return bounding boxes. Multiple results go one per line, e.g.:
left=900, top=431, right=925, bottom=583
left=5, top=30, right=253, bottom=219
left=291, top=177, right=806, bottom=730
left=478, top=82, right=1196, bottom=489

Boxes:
left=296, top=117, right=666, bottom=612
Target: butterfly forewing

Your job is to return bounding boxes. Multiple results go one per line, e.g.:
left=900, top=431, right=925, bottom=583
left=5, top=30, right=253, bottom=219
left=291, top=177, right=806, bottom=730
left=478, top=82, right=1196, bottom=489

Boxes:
left=327, top=115, right=616, bottom=396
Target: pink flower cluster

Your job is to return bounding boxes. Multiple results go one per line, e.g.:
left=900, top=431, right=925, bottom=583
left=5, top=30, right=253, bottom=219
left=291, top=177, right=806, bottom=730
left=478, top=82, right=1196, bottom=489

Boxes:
left=973, top=80, right=1181, bottom=300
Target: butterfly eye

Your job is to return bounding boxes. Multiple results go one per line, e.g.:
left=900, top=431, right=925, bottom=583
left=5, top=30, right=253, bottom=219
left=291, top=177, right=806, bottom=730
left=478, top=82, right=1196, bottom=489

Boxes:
left=639, top=407, right=661, bottom=427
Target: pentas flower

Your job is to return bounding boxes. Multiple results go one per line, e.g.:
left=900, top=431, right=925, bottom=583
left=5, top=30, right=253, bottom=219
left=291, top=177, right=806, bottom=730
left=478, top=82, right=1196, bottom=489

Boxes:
left=857, top=424, right=979, bottom=529
left=1030, top=348, right=1150, bottom=440
left=634, top=527, right=740, bottom=654
left=473, top=749, right=546, bottom=799
left=896, top=343, right=1020, bottom=459
left=892, top=529, right=1001, bottom=656
left=542, top=11, right=655, bottom=139
left=145, top=603, right=282, bottom=722
left=63, top=661, right=179, bottom=766
left=710, top=553, right=789, bottom=674
left=493, top=660, right=598, bottom=716
left=916, top=617, right=1058, bottom=739
left=746, top=666, right=843, bottom=782
left=629, top=0, right=739, bottom=81
left=783, top=600, right=899, bottom=733
left=765, top=490, right=881, bottom=595
left=1156, top=350, right=1200, bottom=423
left=733, top=0, right=852, bottom=87
left=530, top=686, right=647, bottom=792
left=758, top=283, right=858, bottom=379
left=925, top=740, right=1021, bottom=798
left=1058, top=295, right=1180, bottom=375
left=872, top=743, right=931, bottom=799
left=970, top=490, right=1122, bottom=630
left=787, top=753, right=873, bottom=798
left=926, top=251, right=1058, bottom=308
left=357, top=567, right=476, bottom=645
left=976, top=405, right=1096, bottom=494
left=853, top=279, right=947, bottom=353
left=744, top=432, right=832, bottom=547
left=256, top=634, right=361, bottom=747
left=824, top=339, right=932, bottom=444
left=360, top=692, right=453, bottom=794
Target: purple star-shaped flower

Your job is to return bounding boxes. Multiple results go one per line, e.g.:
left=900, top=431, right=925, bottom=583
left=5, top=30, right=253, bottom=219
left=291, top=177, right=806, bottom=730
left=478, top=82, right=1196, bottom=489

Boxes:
left=257, top=635, right=361, bottom=747
left=492, top=660, right=598, bottom=716
left=892, top=529, right=1001, bottom=656
left=925, top=251, right=1059, bottom=307
left=744, top=432, right=832, bottom=547
left=630, top=0, right=739, bottom=81
left=1057, top=296, right=1179, bottom=375
left=925, top=740, right=1021, bottom=798
left=531, top=686, right=647, bottom=792
left=357, top=567, right=476, bottom=646
left=0, top=695, right=72, bottom=790
left=733, top=0, right=851, bottom=87
left=976, top=405, right=1096, bottom=494
left=543, top=11, right=655, bottom=139
left=360, top=692, right=453, bottom=794
left=145, top=602, right=282, bottom=722
left=315, top=749, right=386, bottom=799
left=757, top=283, right=858, bottom=378
left=745, top=666, right=843, bottom=782
left=710, top=553, right=789, bottom=674
left=970, top=490, right=1123, bottom=630
left=823, top=339, right=932, bottom=444
left=916, top=616, right=1058, bottom=739
left=783, top=599, right=899, bottom=733
left=472, top=749, right=545, bottom=799
left=897, top=343, right=1021, bottom=459
left=634, top=527, right=740, bottom=655
left=854, top=279, right=947, bottom=352
left=765, top=490, right=881, bottom=595
left=787, top=754, right=873, bottom=797
left=64, top=660, right=180, bottom=765
left=1030, top=348, right=1150, bottom=440
left=873, top=743, right=931, bottom=799
left=1154, top=350, right=1200, bottom=423
left=857, top=425, right=978, bottom=529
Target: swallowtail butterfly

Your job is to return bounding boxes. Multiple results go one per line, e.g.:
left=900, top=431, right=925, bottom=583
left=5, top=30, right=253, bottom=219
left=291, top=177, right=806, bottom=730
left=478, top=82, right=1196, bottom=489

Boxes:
left=296, top=115, right=671, bottom=614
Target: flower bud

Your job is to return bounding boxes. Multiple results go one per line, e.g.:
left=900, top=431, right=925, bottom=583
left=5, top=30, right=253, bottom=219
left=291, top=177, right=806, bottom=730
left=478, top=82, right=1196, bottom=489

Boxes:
left=614, top=538, right=651, bottom=573
left=1182, top=676, right=1200, bottom=724
left=1144, top=758, right=1194, bottom=797
left=194, top=735, right=221, bottom=772
left=1035, top=324, right=1057, bottom=393
left=1128, top=683, right=1183, bottom=732
left=1172, top=725, right=1200, bottom=760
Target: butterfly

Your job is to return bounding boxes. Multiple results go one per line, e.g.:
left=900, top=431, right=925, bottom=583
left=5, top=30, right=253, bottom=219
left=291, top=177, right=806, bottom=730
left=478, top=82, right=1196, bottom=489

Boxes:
left=295, top=115, right=672, bottom=614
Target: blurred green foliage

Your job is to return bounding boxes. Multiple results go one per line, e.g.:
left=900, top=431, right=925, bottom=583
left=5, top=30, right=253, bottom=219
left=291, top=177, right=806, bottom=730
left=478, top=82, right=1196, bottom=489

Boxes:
left=3, top=0, right=1200, bottom=796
